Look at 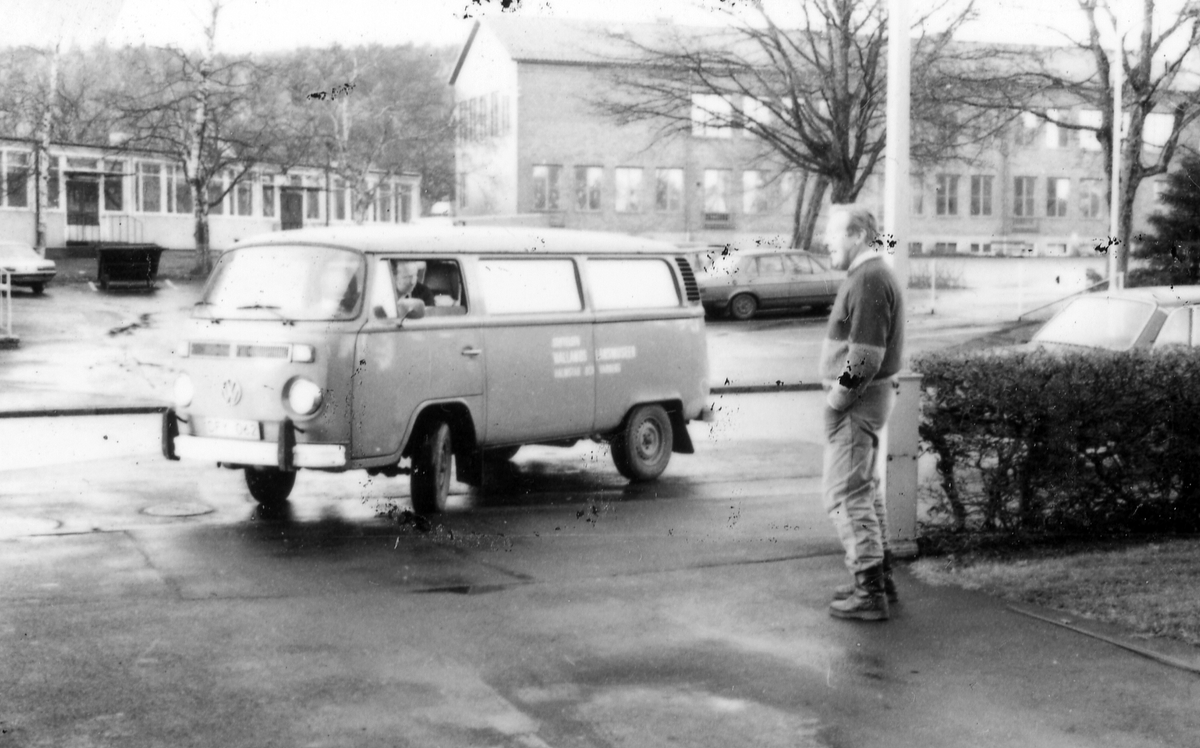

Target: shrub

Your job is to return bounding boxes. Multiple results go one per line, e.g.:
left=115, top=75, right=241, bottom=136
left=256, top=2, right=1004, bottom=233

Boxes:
left=913, top=347, right=1200, bottom=542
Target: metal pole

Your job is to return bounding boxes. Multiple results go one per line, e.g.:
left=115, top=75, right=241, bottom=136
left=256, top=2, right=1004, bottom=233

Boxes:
left=884, top=0, right=917, bottom=558
left=1109, top=4, right=1124, bottom=289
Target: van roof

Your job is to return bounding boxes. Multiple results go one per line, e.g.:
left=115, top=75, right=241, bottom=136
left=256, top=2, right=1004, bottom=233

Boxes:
left=234, top=224, right=683, bottom=255
left=1101, top=285, right=1200, bottom=307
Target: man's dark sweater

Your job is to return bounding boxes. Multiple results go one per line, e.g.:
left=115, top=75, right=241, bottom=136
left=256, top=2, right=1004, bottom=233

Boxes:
left=819, top=254, right=905, bottom=410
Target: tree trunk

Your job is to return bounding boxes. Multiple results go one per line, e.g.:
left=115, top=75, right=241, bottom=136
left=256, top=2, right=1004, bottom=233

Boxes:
left=789, top=172, right=810, bottom=248
left=191, top=180, right=212, bottom=277
left=795, top=176, right=829, bottom=250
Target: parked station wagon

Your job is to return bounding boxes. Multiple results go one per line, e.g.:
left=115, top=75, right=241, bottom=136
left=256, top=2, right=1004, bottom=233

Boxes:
left=697, top=248, right=844, bottom=320
left=163, top=225, right=711, bottom=513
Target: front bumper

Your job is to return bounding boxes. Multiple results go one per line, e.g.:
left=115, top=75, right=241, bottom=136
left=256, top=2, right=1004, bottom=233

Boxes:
left=162, top=409, right=346, bottom=469
left=174, top=435, right=347, bottom=468
left=8, top=272, right=55, bottom=286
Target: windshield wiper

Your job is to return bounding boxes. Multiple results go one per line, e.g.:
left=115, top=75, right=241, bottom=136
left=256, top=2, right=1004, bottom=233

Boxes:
left=236, top=304, right=295, bottom=325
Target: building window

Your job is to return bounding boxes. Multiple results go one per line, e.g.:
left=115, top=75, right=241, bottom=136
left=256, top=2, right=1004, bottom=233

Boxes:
left=400, top=185, right=412, bottom=223
left=209, top=174, right=225, bottom=215
left=532, top=164, right=561, bottom=212
left=1079, top=179, right=1104, bottom=218
left=307, top=182, right=321, bottom=220
left=1144, top=112, right=1174, bottom=151
left=742, top=97, right=770, bottom=137
left=935, top=174, right=958, bottom=216
left=614, top=167, right=643, bottom=212
left=1046, top=177, right=1069, bottom=217
left=457, top=173, right=467, bottom=209
left=969, top=243, right=992, bottom=254
left=103, top=160, right=124, bottom=212
left=909, top=241, right=923, bottom=256
left=137, top=162, right=162, bottom=213
left=933, top=242, right=957, bottom=255
left=742, top=170, right=767, bottom=214
left=969, top=175, right=992, bottom=216
left=375, top=184, right=391, bottom=222
left=655, top=168, right=682, bottom=211
left=331, top=179, right=343, bottom=220
left=47, top=156, right=60, bottom=209
left=262, top=180, right=276, bottom=218
left=910, top=175, right=924, bottom=216
left=1078, top=110, right=1102, bottom=151
left=703, top=169, right=731, bottom=214
left=1045, top=110, right=1071, bottom=148
left=171, top=167, right=193, bottom=214
left=692, top=94, right=733, bottom=138
left=1013, top=176, right=1036, bottom=217
left=3, top=151, right=30, bottom=208
left=574, top=166, right=601, bottom=211
left=235, top=178, right=253, bottom=216
left=1015, top=111, right=1040, bottom=146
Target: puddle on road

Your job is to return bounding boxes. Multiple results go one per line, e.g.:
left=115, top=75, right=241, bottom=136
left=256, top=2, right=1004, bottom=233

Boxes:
left=141, top=502, right=215, bottom=518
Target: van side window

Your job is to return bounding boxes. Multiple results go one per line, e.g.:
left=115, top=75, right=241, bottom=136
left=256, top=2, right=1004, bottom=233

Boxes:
left=386, top=259, right=467, bottom=317
left=371, top=259, right=399, bottom=318
left=478, top=259, right=582, bottom=314
left=588, top=258, right=680, bottom=310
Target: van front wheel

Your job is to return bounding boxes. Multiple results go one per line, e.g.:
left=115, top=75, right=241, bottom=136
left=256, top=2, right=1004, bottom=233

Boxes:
left=611, top=404, right=673, bottom=482
left=244, top=467, right=296, bottom=507
left=412, top=420, right=453, bottom=514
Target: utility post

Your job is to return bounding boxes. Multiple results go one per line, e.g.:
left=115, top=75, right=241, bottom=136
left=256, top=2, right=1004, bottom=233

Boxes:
left=884, top=0, right=919, bottom=558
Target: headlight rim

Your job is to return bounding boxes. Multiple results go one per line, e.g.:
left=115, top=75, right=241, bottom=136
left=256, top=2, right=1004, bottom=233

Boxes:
left=283, top=376, right=324, bottom=418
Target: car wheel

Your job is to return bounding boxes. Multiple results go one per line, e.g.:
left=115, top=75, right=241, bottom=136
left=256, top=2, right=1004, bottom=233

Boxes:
left=244, top=467, right=296, bottom=507
left=31, top=283, right=44, bottom=296
left=411, top=419, right=453, bottom=514
left=611, top=404, right=673, bottom=482
left=728, top=294, right=758, bottom=321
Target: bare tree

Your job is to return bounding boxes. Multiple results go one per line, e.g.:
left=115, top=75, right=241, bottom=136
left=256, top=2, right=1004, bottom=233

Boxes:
left=594, top=0, right=986, bottom=248
left=942, top=0, right=1200, bottom=277
left=273, top=44, right=455, bottom=222
left=107, top=1, right=282, bottom=274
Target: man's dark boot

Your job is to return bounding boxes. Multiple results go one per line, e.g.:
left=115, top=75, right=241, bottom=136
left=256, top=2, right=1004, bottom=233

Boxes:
left=832, top=551, right=898, bottom=603
left=829, top=565, right=889, bottom=621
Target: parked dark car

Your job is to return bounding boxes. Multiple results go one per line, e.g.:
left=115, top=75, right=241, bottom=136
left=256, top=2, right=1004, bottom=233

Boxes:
left=0, top=241, right=56, bottom=295
left=697, top=248, right=845, bottom=320
left=1030, top=286, right=1200, bottom=351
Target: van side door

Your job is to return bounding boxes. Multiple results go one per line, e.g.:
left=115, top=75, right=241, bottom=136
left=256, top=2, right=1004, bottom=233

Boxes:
left=351, top=257, right=483, bottom=461
left=474, top=257, right=594, bottom=445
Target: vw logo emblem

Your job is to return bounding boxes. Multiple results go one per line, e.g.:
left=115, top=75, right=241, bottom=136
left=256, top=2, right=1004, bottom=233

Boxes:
left=221, top=379, right=243, bottom=406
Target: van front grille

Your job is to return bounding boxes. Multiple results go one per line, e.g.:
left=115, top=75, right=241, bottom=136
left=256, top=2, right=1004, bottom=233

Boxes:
left=675, top=257, right=701, bottom=303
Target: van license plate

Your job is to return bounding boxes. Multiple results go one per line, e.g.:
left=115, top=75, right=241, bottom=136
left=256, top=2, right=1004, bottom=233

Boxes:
left=204, top=417, right=261, bottom=440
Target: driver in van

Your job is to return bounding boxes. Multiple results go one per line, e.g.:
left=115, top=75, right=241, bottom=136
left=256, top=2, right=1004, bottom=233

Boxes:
left=393, top=260, right=435, bottom=307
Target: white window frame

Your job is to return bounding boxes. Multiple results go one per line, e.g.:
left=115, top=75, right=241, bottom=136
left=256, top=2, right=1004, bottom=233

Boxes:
left=691, top=94, right=733, bottom=139
left=614, top=167, right=642, bottom=213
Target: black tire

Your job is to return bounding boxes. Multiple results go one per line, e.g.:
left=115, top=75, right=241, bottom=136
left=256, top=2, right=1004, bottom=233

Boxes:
left=244, top=467, right=296, bottom=507
left=99, top=272, right=110, bottom=291
left=484, top=445, right=521, bottom=463
left=611, top=404, right=673, bottom=482
left=728, top=294, right=758, bottom=321
left=31, top=283, right=44, bottom=296
left=411, top=420, right=454, bottom=514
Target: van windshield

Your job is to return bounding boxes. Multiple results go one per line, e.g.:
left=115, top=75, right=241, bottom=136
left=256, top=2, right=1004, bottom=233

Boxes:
left=198, top=245, right=365, bottom=321
left=1032, top=296, right=1155, bottom=351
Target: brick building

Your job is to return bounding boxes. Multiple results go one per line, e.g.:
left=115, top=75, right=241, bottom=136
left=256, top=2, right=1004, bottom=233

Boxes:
left=450, top=17, right=1187, bottom=257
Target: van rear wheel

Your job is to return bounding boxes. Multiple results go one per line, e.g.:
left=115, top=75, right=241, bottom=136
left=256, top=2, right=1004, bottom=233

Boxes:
left=244, top=467, right=296, bottom=507
left=611, top=404, right=673, bottom=482
left=412, top=420, right=453, bottom=514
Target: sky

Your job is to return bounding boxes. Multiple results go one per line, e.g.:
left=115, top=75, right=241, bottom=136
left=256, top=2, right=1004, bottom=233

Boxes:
left=0, top=0, right=1162, bottom=55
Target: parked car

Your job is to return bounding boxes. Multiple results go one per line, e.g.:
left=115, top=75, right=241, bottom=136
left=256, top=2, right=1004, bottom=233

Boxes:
left=0, top=241, right=56, bottom=295
left=1030, top=286, right=1200, bottom=351
left=697, top=247, right=845, bottom=320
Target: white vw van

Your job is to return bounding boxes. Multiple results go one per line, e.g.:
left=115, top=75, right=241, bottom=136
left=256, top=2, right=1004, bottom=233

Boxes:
left=163, top=225, right=710, bottom=513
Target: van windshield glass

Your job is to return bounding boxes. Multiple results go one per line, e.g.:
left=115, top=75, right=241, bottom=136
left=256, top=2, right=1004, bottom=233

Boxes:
left=1032, top=296, right=1154, bottom=351
left=199, top=246, right=365, bottom=321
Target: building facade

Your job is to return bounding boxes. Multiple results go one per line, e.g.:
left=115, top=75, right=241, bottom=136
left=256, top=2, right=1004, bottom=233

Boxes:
left=0, top=137, right=421, bottom=254
left=450, top=17, right=1185, bottom=257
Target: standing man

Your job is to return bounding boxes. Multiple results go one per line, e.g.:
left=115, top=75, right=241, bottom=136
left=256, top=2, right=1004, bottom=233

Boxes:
left=819, top=204, right=906, bottom=622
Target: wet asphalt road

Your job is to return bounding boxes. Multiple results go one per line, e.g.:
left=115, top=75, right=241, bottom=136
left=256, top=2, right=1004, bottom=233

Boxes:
left=4, top=396, right=1200, bottom=747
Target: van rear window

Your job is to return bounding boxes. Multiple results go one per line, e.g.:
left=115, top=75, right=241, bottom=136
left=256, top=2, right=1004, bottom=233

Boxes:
left=588, top=259, right=679, bottom=310
left=478, top=259, right=582, bottom=314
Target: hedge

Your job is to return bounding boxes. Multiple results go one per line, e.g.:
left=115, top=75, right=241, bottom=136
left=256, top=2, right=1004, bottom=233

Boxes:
left=912, top=347, right=1200, bottom=537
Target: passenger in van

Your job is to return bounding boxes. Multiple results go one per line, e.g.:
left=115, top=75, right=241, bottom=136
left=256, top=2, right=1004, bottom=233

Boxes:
left=393, top=260, right=435, bottom=307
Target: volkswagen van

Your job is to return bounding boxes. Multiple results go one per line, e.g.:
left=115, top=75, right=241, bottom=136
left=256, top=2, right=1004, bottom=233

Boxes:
left=162, top=225, right=710, bottom=513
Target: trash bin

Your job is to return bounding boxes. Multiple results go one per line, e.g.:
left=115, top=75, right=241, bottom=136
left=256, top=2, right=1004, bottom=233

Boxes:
left=96, top=244, right=164, bottom=290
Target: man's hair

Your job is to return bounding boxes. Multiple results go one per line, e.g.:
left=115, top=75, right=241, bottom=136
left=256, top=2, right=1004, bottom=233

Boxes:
left=834, top=204, right=877, bottom=242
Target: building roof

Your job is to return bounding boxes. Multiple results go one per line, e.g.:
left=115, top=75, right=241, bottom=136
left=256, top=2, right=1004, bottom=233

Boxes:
left=234, top=223, right=684, bottom=255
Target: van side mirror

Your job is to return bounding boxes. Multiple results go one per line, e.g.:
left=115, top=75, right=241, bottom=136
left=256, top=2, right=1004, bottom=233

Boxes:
left=396, top=298, right=426, bottom=323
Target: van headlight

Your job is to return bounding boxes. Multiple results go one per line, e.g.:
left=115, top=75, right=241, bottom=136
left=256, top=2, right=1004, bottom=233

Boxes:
left=174, top=374, right=194, bottom=408
left=284, top=377, right=323, bottom=416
